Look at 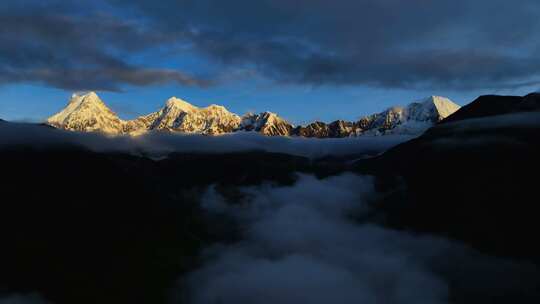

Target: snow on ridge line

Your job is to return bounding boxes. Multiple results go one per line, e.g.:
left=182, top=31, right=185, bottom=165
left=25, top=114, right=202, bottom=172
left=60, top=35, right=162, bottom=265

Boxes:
left=423, top=96, right=461, bottom=119
left=165, top=96, right=198, bottom=112
left=46, top=92, right=461, bottom=137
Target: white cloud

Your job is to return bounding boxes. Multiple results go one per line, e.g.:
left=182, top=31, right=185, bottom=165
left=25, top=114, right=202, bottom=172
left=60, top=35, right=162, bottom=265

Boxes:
left=0, top=122, right=412, bottom=159
left=442, top=111, right=540, bottom=131
left=181, top=173, right=540, bottom=304
left=184, top=174, right=448, bottom=304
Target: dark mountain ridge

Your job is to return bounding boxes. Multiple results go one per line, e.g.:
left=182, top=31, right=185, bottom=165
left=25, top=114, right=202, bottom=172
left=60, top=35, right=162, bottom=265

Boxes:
left=356, top=93, right=540, bottom=263
left=441, top=92, right=540, bottom=123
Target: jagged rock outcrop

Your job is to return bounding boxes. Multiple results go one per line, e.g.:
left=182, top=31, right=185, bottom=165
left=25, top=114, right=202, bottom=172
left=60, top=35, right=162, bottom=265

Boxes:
left=239, top=112, right=293, bottom=136
left=149, top=97, right=241, bottom=135
left=292, top=121, right=330, bottom=138
left=123, top=112, right=160, bottom=135
left=328, top=120, right=356, bottom=137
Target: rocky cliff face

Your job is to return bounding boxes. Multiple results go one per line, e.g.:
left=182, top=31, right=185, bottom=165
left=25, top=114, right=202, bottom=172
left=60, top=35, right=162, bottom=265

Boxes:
left=239, top=112, right=293, bottom=136
left=123, top=112, right=160, bottom=135
left=47, top=93, right=460, bottom=137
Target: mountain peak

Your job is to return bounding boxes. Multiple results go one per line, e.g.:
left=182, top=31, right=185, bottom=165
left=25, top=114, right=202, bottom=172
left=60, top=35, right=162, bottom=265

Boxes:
left=165, top=97, right=197, bottom=112
left=73, top=91, right=98, bottom=98
left=149, top=97, right=240, bottom=134
left=422, top=95, right=456, bottom=105
left=239, top=111, right=293, bottom=136
left=47, top=92, right=123, bottom=134
left=421, top=96, right=461, bottom=120
left=46, top=92, right=460, bottom=137
left=68, top=91, right=100, bottom=105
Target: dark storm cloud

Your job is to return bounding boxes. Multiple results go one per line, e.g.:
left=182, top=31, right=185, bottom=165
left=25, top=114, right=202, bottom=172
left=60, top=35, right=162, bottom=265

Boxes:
left=0, top=66, right=209, bottom=91
left=2, top=0, right=540, bottom=90
left=107, top=0, right=540, bottom=89
left=0, top=1, right=208, bottom=91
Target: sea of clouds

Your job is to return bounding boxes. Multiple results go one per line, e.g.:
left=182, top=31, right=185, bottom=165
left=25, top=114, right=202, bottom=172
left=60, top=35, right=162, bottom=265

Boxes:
left=0, top=122, right=413, bottom=159
left=178, top=173, right=540, bottom=304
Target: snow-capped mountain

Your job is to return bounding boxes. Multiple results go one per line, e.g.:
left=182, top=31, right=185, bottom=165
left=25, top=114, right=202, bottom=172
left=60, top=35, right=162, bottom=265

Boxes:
left=292, top=96, right=461, bottom=137
left=148, top=97, right=241, bottom=135
left=47, top=93, right=460, bottom=137
left=360, top=96, right=461, bottom=135
left=47, top=93, right=241, bottom=135
left=239, top=112, right=293, bottom=136
left=406, top=96, right=461, bottom=122
left=47, top=92, right=125, bottom=134
left=123, top=112, right=160, bottom=135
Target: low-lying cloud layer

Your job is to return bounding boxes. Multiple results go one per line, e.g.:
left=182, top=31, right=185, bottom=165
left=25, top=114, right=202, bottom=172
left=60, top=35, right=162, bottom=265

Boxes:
left=182, top=174, right=540, bottom=304
left=441, top=111, right=540, bottom=131
left=0, top=122, right=412, bottom=159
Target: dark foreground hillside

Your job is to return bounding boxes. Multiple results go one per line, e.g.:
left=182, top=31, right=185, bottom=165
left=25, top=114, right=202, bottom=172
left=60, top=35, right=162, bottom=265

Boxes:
left=356, top=93, right=540, bottom=262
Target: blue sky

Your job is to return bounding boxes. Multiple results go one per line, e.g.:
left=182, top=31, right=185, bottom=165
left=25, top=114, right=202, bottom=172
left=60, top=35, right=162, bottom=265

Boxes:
left=1, top=0, right=539, bottom=124
left=1, top=82, right=537, bottom=125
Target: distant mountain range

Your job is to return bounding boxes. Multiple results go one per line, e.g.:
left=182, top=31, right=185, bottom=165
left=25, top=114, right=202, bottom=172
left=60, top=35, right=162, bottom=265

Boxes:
left=46, top=92, right=461, bottom=137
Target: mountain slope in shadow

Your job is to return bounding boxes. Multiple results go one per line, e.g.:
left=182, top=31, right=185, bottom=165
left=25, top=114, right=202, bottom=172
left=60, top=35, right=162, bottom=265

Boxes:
left=355, top=93, right=540, bottom=262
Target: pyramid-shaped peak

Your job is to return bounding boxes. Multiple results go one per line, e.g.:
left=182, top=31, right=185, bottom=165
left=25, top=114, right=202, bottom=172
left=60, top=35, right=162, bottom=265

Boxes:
left=165, top=97, right=198, bottom=112
left=46, top=91, right=122, bottom=134
left=424, top=95, right=453, bottom=103
left=68, top=91, right=106, bottom=107
left=407, top=96, right=460, bottom=122
left=424, top=96, right=460, bottom=117
left=71, top=91, right=100, bottom=101
left=419, top=96, right=457, bottom=107
left=73, top=91, right=98, bottom=98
